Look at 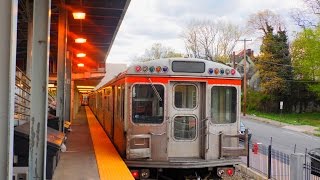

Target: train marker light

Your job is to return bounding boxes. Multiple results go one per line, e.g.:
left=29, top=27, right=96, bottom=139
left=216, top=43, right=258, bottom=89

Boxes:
left=231, top=69, right=236, bottom=75
left=220, top=68, right=225, bottom=75
left=208, top=68, right=213, bottom=74
left=156, top=66, right=162, bottom=72
left=225, top=69, right=230, bottom=75
left=143, top=66, right=148, bottom=72
left=73, top=12, right=86, bottom=19
left=226, top=168, right=234, bottom=176
left=162, top=66, right=168, bottom=72
left=130, top=170, right=139, bottom=179
left=149, top=66, right=155, bottom=73
left=214, top=68, right=219, bottom=75
left=135, top=66, right=141, bottom=72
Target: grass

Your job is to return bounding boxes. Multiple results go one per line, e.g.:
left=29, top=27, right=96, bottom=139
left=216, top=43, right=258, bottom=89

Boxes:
left=247, top=111, right=320, bottom=129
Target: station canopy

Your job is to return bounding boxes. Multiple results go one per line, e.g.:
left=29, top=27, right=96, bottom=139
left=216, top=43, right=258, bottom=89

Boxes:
left=16, top=0, right=131, bottom=90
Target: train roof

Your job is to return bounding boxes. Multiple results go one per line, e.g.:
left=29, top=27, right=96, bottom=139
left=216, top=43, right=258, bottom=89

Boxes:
left=126, top=58, right=241, bottom=78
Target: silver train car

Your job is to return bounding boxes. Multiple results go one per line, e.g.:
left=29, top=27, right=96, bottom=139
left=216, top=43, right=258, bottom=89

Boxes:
left=88, top=58, right=249, bottom=179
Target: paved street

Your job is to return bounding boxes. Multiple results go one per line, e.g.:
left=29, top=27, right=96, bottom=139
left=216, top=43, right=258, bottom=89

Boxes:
left=241, top=116, right=320, bottom=155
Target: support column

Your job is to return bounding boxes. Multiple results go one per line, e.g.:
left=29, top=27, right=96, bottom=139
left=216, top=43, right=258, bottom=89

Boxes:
left=26, top=0, right=33, bottom=77
left=29, top=0, right=51, bottom=179
left=71, top=80, right=75, bottom=121
left=290, top=153, right=305, bottom=180
left=64, top=54, right=72, bottom=122
left=57, top=1, right=66, bottom=131
left=0, top=0, right=18, bottom=179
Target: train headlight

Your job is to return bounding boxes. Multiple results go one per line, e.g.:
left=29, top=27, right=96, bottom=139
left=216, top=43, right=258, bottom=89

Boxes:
left=217, top=169, right=225, bottom=177
left=140, top=169, right=150, bottom=178
left=217, top=167, right=235, bottom=177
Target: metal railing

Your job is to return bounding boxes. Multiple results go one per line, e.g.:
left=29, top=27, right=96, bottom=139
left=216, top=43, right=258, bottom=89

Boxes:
left=242, top=141, right=290, bottom=180
left=304, top=152, right=320, bottom=180
left=14, top=67, right=31, bottom=125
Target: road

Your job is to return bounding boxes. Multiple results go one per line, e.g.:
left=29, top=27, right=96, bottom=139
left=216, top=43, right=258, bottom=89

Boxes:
left=241, top=116, right=320, bottom=155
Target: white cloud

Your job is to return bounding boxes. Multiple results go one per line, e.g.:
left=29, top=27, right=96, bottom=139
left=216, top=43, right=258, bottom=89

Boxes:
left=107, top=0, right=305, bottom=63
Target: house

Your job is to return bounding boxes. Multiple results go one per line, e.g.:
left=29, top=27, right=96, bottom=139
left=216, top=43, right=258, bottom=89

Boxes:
left=228, top=49, right=260, bottom=90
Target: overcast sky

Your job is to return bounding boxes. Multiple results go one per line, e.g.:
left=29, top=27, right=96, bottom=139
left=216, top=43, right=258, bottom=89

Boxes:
left=106, top=0, right=306, bottom=64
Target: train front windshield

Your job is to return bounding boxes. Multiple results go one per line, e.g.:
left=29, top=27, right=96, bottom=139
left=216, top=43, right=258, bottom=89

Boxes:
left=132, top=84, right=164, bottom=124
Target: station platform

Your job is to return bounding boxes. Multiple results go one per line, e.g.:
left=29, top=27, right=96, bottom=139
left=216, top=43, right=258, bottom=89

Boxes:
left=53, top=106, right=133, bottom=180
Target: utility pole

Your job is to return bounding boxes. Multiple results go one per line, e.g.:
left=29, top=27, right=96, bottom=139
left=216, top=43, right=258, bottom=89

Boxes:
left=238, top=39, right=252, bottom=116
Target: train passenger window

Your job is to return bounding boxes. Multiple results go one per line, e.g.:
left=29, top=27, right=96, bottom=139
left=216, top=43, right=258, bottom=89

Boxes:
left=132, top=84, right=164, bottom=124
left=211, top=87, right=237, bottom=124
left=173, top=116, right=196, bottom=140
left=174, top=85, right=197, bottom=109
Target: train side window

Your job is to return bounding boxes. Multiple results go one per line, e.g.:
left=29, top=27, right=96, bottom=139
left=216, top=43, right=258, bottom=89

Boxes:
left=173, top=115, right=197, bottom=140
left=211, top=86, right=237, bottom=124
left=132, top=84, right=164, bottom=124
left=174, top=85, right=197, bottom=109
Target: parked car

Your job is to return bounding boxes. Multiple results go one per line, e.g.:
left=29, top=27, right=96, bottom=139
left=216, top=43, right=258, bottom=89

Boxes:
left=239, top=121, right=252, bottom=142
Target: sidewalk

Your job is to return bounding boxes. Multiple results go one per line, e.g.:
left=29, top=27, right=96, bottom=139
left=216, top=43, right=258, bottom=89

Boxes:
left=242, top=114, right=319, bottom=136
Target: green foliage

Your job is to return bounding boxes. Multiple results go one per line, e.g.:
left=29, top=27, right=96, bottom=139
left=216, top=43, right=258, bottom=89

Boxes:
left=255, top=25, right=293, bottom=111
left=291, top=26, right=320, bottom=98
left=247, top=111, right=320, bottom=129
left=246, top=88, right=276, bottom=112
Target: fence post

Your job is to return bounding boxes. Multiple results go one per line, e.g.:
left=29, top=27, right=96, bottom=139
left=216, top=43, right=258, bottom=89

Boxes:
left=268, top=145, right=272, bottom=179
left=247, top=140, right=250, bottom=167
left=290, top=153, right=305, bottom=180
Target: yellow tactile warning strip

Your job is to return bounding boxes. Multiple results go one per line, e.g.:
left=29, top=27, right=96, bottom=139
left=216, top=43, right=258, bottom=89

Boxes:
left=85, top=107, right=134, bottom=180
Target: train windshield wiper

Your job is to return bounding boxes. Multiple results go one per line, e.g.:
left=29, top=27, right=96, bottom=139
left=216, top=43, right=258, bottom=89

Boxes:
left=148, top=78, right=162, bottom=101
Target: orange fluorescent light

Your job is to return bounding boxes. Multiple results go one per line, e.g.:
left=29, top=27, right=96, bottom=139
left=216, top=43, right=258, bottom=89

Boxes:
left=76, top=53, right=86, bottom=58
left=75, top=38, right=86, bottom=43
left=73, top=12, right=86, bottom=19
left=77, top=63, right=84, bottom=67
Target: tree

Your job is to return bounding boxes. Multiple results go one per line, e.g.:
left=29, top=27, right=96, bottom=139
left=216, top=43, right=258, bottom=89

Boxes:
left=247, top=9, right=284, bottom=36
left=291, top=0, right=320, bottom=28
left=248, top=10, right=293, bottom=111
left=291, top=26, right=320, bottom=97
left=182, top=20, right=243, bottom=62
left=135, top=43, right=183, bottom=62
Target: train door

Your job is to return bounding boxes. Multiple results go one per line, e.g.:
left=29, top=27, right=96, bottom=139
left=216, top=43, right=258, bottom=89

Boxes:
left=168, top=82, right=205, bottom=158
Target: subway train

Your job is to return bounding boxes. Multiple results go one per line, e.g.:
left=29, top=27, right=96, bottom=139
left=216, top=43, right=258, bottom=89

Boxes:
left=88, top=58, right=249, bottom=179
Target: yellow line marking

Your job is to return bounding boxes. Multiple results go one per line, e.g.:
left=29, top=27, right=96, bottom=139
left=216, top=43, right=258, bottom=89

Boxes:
left=86, top=107, right=134, bottom=180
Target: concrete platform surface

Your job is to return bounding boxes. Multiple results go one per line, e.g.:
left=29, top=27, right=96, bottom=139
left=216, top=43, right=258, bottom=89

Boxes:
left=52, top=106, right=100, bottom=180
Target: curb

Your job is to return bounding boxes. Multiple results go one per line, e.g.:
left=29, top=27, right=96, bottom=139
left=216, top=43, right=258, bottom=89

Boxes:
left=236, top=164, right=268, bottom=180
left=241, top=114, right=318, bottom=136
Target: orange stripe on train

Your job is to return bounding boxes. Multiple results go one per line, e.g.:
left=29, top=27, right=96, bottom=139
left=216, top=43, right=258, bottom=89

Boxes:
left=125, top=76, right=241, bottom=85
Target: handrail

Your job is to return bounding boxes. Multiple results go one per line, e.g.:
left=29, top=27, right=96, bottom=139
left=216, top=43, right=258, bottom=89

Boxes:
left=219, top=129, right=249, bottom=158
